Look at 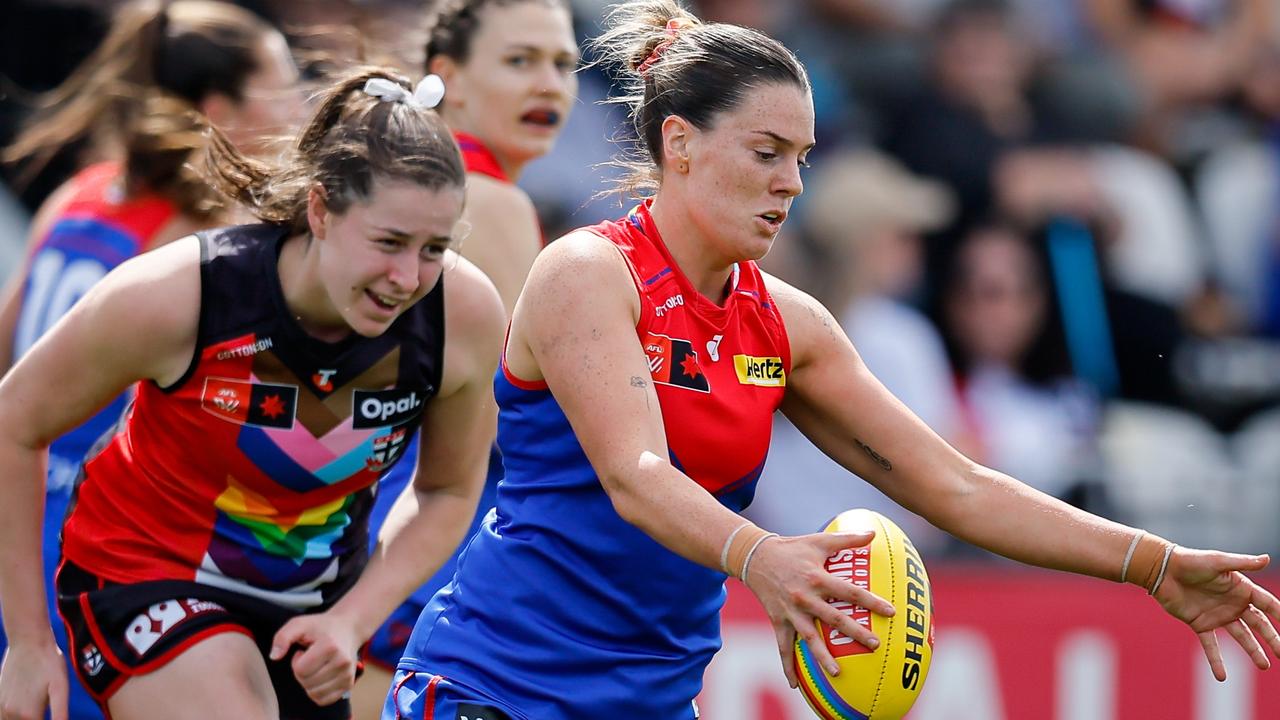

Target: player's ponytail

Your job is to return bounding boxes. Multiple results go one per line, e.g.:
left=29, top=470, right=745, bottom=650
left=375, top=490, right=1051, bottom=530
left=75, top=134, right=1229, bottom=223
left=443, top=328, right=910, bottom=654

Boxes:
left=589, top=0, right=808, bottom=197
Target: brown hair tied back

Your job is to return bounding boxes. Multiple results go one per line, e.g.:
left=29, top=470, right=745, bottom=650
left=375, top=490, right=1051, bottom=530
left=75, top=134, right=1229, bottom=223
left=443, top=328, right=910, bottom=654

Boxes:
left=202, top=67, right=466, bottom=234
left=589, top=0, right=809, bottom=197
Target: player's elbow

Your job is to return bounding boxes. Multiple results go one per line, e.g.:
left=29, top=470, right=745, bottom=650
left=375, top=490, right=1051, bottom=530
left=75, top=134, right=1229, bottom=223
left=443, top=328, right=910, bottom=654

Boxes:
left=597, top=450, right=664, bottom=527
left=598, top=468, right=645, bottom=526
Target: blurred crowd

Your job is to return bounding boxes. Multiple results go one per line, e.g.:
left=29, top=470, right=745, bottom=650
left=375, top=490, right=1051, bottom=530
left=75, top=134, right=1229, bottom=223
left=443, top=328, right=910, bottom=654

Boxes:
left=2, top=0, right=1279, bottom=559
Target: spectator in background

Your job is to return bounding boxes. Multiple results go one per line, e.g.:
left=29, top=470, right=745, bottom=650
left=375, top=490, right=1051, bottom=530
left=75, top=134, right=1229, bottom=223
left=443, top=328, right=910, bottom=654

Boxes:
left=1197, top=44, right=1280, bottom=339
left=795, top=149, right=962, bottom=442
left=941, top=221, right=1103, bottom=509
left=1083, top=0, right=1274, bottom=158
left=884, top=0, right=1108, bottom=240
left=881, top=0, right=1204, bottom=412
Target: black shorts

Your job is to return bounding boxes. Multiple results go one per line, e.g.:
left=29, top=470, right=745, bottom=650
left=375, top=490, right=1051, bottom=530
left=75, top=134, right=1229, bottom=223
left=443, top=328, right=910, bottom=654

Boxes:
left=55, top=560, right=352, bottom=720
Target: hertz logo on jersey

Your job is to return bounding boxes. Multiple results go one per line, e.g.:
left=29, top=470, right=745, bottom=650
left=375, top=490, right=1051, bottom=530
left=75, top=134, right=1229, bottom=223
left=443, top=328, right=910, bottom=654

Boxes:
left=734, top=355, right=785, bottom=387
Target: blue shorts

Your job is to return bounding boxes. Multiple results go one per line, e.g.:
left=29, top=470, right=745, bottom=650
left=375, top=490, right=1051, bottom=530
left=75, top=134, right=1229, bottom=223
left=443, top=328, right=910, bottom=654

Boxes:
left=382, top=670, right=518, bottom=720
left=364, top=442, right=503, bottom=670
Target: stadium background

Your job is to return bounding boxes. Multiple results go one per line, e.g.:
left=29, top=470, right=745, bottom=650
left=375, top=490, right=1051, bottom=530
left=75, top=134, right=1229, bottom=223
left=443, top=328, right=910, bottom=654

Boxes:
left=2, top=0, right=1279, bottom=717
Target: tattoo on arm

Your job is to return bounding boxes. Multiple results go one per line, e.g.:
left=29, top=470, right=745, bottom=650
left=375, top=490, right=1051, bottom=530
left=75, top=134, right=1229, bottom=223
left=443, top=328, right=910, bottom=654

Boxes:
left=630, top=375, right=651, bottom=411
left=856, top=439, right=892, bottom=471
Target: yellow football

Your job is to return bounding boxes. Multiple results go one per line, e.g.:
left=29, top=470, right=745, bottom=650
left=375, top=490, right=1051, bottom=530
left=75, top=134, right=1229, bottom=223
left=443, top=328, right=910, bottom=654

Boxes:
left=794, top=509, right=934, bottom=720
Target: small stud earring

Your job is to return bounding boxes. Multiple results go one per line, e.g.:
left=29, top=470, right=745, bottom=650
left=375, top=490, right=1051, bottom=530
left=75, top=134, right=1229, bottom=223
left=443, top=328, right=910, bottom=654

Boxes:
left=678, top=161, right=687, bottom=172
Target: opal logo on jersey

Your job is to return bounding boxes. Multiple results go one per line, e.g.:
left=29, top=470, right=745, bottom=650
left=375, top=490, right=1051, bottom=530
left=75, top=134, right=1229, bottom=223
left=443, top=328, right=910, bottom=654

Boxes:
left=201, top=378, right=297, bottom=429
left=354, top=388, right=426, bottom=428
left=733, top=355, right=785, bottom=387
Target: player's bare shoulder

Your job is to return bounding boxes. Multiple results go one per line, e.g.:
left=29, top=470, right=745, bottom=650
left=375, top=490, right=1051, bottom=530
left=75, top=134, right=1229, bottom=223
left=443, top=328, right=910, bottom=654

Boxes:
left=525, top=228, right=636, bottom=301
left=461, top=175, right=540, bottom=261
left=466, top=174, right=537, bottom=225
left=440, top=250, right=505, bottom=391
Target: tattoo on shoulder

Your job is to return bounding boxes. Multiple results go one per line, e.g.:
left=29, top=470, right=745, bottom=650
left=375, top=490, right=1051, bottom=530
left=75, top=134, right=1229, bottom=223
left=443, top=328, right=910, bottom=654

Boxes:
left=856, top=439, right=892, bottom=471
left=630, top=376, right=648, bottom=388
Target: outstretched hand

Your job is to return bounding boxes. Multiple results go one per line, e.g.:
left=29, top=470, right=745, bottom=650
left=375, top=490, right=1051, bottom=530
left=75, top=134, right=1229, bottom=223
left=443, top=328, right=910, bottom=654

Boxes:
left=1154, top=548, right=1280, bottom=681
left=742, top=531, right=896, bottom=688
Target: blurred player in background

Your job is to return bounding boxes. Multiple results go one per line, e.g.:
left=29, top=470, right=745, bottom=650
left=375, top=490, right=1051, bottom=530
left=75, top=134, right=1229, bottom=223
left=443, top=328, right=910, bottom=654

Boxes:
left=352, top=1, right=578, bottom=714
left=0, top=2, right=301, bottom=717
left=0, top=67, right=503, bottom=720
left=381, top=2, right=1280, bottom=718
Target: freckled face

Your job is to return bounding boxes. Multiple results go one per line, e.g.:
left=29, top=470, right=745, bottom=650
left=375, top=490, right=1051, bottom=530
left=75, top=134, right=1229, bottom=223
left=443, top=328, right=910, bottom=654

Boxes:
left=679, top=82, right=814, bottom=262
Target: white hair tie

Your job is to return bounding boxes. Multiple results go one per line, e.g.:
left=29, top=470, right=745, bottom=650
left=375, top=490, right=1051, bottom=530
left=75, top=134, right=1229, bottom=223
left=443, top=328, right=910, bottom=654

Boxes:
left=362, top=74, right=445, bottom=110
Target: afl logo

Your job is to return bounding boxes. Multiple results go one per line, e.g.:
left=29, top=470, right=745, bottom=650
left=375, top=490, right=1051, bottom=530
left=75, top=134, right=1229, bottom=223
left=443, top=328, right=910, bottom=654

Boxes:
left=353, top=388, right=430, bottom=428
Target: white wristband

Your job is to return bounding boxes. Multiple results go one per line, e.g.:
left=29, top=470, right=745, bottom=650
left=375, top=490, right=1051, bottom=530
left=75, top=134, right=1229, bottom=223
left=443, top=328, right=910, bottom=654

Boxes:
left=740, top=533, right=777, bottom=585
left=720, top=522, right=752, bottom=574
left=1121, top=530, right=1145, bottom=583
left=1149, top=544, right=1176, bottom=596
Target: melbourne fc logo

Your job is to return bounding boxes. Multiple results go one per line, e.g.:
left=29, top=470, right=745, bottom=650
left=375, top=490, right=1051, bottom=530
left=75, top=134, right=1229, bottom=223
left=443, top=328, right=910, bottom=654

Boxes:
left=643, top=332, right=710, bottom=393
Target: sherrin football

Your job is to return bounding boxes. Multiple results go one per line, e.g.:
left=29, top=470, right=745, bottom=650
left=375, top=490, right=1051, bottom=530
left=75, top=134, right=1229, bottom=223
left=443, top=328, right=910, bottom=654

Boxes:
left=794, top=509, right=935, bottom=720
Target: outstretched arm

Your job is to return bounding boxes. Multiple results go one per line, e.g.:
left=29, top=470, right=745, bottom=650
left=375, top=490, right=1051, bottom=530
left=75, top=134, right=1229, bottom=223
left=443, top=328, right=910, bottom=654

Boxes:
left=765, top=272, right=1280, bottom=680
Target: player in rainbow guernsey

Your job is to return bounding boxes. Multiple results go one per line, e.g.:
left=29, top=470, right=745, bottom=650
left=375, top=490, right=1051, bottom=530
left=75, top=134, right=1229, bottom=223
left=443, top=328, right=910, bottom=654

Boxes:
left=384, top=3, right=1280, bottom=719
left=0, top=69, right=503, bottom=720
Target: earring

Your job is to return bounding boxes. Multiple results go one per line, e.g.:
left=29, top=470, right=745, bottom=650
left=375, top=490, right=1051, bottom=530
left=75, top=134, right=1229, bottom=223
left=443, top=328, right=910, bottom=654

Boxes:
left=678, top=161, right=687, bottom=172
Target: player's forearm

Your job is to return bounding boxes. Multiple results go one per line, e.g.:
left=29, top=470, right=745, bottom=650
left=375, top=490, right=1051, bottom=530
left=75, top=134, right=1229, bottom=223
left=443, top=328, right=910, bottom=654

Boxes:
left=603, top=450, right=761, bottom=576
left=934, top=463, right=1139, bottom=582
left=0, top=443, right=57, bottom=645
left=330, top=484, right=480, bottom=640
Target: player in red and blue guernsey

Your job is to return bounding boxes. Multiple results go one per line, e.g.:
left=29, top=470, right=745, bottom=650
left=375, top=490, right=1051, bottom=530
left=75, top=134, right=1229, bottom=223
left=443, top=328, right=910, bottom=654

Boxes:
left=0, top=5, right=301, bottom=717
left=385, top=3, right=1280, bottom=719
left=0, top=69, right=504, bottom=720
left=355, top=3, right=578, bottom=712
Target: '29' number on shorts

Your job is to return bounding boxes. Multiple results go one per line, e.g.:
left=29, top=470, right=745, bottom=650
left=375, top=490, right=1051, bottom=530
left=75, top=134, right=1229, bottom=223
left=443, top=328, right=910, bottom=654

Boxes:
left=14, top=249, right=109, bottom=358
